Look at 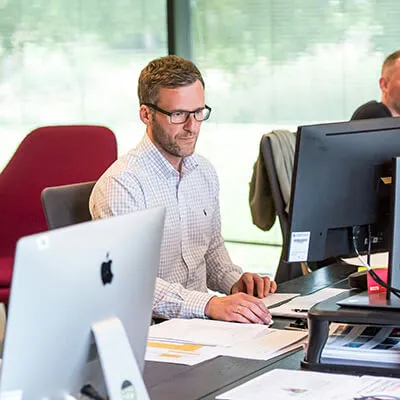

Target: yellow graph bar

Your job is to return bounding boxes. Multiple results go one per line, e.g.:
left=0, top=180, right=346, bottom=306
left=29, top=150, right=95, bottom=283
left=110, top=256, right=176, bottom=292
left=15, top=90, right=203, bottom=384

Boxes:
left=147, top=341, right=203, bottom=351
left=160, top=353, right=181, bottom=359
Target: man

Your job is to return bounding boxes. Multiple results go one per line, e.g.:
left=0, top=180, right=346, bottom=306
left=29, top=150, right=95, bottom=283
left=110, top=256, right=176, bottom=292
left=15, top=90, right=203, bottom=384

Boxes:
left=90, top=55, right=276, bottom=324
left=351, top=50, right=400, bottom=120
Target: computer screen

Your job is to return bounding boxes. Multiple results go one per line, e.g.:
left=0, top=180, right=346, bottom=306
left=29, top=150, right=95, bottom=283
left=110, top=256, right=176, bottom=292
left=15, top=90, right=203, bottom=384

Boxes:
left=0, top=207, right=165, bottom=399
left=287, top=117, right=400, bottom=265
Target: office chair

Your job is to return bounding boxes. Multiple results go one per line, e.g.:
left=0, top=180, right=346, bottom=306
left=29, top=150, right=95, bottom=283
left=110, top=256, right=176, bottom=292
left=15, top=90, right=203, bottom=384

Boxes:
left=41, top=181, right=96, bottom=229
left=0, top=125, right=117, bottom=303
left=260, top=134, right=307, bottom=283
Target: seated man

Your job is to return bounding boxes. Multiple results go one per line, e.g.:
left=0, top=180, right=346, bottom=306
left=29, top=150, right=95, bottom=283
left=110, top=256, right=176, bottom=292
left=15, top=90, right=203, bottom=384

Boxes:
left=351, top=50, right=400, bottom=120
left=90, top=55, right=276, bottom=324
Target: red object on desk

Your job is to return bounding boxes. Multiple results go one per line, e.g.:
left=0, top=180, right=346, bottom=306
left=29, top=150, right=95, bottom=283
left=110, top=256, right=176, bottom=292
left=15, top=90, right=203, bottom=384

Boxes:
left=367, top=268, right=388, bottom=294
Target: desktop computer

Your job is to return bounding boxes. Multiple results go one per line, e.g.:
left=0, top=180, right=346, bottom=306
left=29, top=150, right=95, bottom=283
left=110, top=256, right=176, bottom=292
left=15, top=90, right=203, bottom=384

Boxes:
left=287, top=117, right=400, bottom=308
left=0, top=207, right=165, bottom=399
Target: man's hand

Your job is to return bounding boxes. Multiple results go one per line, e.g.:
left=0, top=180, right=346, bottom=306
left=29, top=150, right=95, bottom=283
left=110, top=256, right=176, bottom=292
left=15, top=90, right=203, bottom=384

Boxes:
left=231, top=272, right=277, bottom=298
left=204, top=293, right=272, bottom=324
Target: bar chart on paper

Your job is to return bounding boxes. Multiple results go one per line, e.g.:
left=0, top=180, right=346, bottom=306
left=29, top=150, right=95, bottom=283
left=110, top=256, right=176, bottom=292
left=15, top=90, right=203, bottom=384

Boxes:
left=145, top=340, right=219, bottom=365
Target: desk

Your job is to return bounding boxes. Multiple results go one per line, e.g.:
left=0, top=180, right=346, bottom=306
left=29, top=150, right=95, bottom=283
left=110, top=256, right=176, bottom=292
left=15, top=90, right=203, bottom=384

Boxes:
left=143, top=263, right=357, bottom=400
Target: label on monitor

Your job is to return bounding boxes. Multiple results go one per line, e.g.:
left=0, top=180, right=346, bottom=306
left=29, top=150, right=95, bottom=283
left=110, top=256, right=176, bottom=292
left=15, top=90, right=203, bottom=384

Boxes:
left=288, top=232, right=310, bottom=262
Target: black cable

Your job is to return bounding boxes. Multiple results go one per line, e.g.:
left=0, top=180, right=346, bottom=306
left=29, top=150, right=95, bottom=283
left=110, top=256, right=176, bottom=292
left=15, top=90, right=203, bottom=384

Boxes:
left=367, top=224, right=372, bottom=266
left=352, top=226, right=400, bottom=299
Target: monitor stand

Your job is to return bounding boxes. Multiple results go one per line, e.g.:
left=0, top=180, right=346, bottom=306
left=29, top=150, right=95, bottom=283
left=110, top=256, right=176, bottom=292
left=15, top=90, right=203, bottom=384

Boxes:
left=337, top=290, right=400, bottom=309
left=302, top=290, right=400, bottom=377
left=90, top=317, right=150, bottom=400
left=1, top=318, right=150, bottom=400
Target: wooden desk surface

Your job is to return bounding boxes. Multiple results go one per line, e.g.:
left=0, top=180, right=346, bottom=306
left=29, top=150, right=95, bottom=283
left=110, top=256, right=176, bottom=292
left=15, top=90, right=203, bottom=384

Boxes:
left=143, top=263, right=357, bottom=400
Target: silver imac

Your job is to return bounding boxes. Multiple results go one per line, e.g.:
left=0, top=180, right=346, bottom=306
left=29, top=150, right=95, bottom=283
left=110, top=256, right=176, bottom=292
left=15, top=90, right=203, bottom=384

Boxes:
left=0, top=207, right=165, bottom=400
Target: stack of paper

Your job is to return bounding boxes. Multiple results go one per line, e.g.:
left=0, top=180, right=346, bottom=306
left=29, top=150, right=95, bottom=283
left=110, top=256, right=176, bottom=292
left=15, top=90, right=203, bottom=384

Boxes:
left=146, top=319, right=270, bottom=365
left=148, top=318, right=269, bottom=347
left=146, top=319, right=307, bottom=365
left=322, top=323, right=400, bottom=367
left=218, top=328, right=307, bottom=360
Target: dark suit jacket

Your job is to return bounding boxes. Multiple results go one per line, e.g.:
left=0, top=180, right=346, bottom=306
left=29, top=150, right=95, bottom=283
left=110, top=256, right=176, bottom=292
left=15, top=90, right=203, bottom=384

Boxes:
left=351, top=100, right=392, bottom=120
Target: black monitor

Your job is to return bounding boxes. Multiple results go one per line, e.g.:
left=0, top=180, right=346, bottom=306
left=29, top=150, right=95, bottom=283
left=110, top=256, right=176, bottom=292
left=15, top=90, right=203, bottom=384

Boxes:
left=287, top=117, right=400, bottom=307
left=286, top=118, right=400, bottom=308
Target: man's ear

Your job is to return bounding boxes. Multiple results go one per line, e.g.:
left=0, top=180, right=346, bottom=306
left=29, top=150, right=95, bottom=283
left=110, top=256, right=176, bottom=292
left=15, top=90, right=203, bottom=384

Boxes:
left=140, top=105, right=152, bottom=125
left=379, top=76, right=388, bottom=94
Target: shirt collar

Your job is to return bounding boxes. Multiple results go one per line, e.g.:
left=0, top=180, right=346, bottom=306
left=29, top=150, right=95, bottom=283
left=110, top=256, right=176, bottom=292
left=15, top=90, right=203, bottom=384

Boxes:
left=137, top=134, right=199, bottom=178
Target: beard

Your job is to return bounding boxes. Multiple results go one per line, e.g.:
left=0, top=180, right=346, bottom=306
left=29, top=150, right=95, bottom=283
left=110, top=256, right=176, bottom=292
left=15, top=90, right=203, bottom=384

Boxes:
left=151, top=117, right=199, bottom=158
left=391, top=99, right=400, bottom=115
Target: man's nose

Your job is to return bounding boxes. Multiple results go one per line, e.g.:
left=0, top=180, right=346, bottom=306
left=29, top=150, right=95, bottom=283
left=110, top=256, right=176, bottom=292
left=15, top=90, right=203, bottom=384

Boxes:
left=183, top=113, right=200, bottom=130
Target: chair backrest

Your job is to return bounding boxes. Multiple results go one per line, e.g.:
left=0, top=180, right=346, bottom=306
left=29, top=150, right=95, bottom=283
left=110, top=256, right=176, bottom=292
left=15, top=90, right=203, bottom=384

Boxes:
left=42, top=181, right=96, bottom=230
left=0, top=125, right=117, bottom=258
left=260, top=135, right=303, bottom=283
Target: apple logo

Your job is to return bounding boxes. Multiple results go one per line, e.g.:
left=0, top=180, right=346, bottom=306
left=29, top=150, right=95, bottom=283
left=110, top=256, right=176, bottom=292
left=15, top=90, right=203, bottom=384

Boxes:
left=120, top=380, right=136, bottom=399
left=101, top=252, right=114, bottom=285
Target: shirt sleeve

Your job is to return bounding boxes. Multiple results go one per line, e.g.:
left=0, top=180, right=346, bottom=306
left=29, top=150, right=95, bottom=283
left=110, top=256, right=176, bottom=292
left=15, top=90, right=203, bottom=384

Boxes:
left=153, top=278, right=215, bottom=319
left=205, top=173, right=243, bottom=294
left=90, top=174, right=217, bottom=319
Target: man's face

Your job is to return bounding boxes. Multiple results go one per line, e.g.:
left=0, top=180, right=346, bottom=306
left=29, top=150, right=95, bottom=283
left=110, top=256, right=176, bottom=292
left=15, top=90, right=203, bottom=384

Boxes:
left=143, top=80, right=205, bottom=168
left=381, top=59, right=400, bottom=116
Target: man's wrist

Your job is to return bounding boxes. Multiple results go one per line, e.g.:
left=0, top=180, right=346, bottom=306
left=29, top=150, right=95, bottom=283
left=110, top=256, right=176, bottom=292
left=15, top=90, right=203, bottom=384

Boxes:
left=204, top=296, right=217, bottom=318
left=219, top=271, right=242, bottom=295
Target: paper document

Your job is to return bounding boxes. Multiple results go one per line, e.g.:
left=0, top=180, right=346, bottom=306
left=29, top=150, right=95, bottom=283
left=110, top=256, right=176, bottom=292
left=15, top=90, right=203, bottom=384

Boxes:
left=148, top=318, right=269, bottom=347
left=145, top=340, right=218, bottom=365
left=147, top=327, right=307, bottom=365
left=269, top=288, right=348, bottom=318
left=218, top=328, right=307, bottom=360
left=147, top=320, right=306, bottom=365
left=356, top=375, right=400, bottom=398
left=216, top=368, right=400, bottom=400
left=216, top=368, right=356, bottom=399
left=322, top=323, right=400, bottom=367
left=262, top=293, right=300, bottom=308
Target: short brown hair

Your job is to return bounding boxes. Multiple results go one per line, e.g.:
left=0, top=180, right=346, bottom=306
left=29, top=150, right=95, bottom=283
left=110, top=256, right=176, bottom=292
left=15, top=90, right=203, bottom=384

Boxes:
left=138, top=55, right=205, bottom=105
left=382, top=50, right=400, bottom=76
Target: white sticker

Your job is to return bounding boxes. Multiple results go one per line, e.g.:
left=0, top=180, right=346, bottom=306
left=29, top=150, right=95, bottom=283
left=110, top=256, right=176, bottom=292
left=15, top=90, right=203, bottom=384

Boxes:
left=288, top=232, right=310, bottom=262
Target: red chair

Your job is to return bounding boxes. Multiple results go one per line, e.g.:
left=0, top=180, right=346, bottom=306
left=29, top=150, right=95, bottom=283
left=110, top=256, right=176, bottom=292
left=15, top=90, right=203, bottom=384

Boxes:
left=0, top=125, right=117, bottom=303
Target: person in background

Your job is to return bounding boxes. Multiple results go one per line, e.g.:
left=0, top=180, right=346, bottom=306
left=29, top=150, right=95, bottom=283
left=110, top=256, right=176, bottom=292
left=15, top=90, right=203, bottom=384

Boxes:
left=90, top=55, right=277, bottom=324
left=351, top=50, right=400, bottom=120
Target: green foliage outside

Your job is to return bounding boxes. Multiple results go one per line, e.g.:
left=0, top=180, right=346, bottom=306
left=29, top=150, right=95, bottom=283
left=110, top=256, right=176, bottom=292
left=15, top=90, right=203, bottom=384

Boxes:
left=1, top=0, right=400, bottom=253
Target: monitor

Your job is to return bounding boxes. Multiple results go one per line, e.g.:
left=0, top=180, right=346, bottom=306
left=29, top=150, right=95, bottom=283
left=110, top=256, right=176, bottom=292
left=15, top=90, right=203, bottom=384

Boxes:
left=0, top=207, right=165, bottom=399
left=287, top=117, right=400, bottom=264
left=286, top=117, right=400, bottom=308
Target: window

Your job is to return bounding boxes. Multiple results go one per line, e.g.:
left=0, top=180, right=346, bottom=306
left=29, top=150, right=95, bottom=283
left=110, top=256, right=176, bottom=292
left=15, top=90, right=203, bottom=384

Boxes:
left=0, top=0, right=167, bottom=170
left=191, top=0, right=400, bottom=273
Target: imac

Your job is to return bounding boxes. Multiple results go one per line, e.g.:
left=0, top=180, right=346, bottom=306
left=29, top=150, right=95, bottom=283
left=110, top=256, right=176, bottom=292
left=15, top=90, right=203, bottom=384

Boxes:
left=0, top=207, right=165, bottom=399
left=286, top=117, right=400, bottom=308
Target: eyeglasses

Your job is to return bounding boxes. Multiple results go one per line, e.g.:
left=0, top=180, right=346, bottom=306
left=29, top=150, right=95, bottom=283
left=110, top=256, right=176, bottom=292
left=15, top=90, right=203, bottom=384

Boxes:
left=143, top=103, right=212, bottom=124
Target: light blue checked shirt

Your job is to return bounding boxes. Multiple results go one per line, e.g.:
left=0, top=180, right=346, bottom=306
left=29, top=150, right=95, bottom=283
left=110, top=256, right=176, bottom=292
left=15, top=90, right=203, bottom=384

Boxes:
left=89, top=134, right=242, bottom=319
